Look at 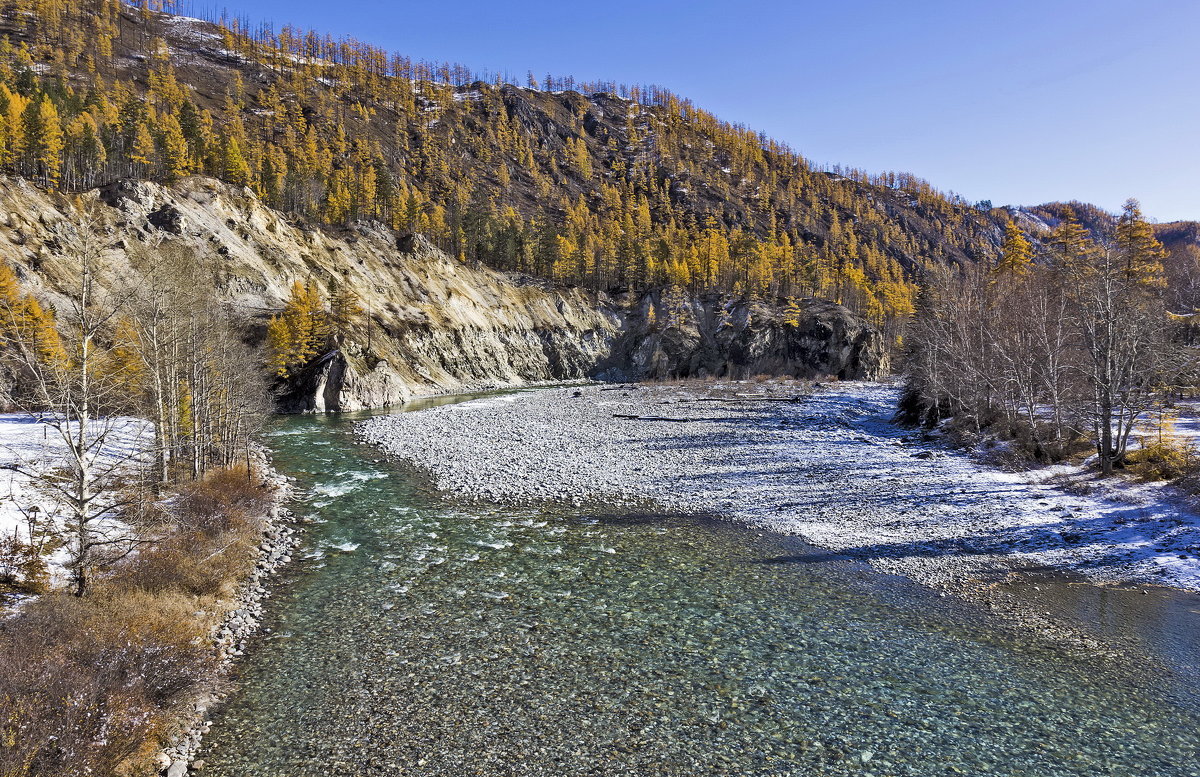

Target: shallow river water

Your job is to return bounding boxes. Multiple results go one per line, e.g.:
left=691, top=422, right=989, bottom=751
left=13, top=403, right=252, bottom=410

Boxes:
left=200, top=395, right=1200, bottom=776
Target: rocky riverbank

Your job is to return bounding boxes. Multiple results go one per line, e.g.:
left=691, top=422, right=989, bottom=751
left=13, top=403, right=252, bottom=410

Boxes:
left=358, top=382, right=1200, bottom=596
left=157, top=451, right=299, bottom=777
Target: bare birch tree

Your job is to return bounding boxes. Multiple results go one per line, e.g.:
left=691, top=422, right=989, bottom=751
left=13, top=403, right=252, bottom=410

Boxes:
left=0, top=210, right=150, bottom=595
left=905, top=204, right=1195, bottom=475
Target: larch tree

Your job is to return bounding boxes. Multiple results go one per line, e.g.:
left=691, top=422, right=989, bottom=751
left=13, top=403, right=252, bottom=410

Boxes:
left=1074, top=201, right=1176, bottom=474
left=1115, top=199, right=1167, bottom=290
left=266, top=281, right=331, bottom=378
left=158, top=112, right=189, bottom=182
left=329, top=281, right=363, bottom=343
left=995, top=219, right=1033, bottom=277
left=222, top=135, right=252, bottom=187
left=21, top=95, right=63, bottom=187
left=129, top=120, right=156, bottom=173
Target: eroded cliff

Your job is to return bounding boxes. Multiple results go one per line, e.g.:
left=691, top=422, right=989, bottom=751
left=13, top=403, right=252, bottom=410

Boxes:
left=0, top=176, right=887, bottom=410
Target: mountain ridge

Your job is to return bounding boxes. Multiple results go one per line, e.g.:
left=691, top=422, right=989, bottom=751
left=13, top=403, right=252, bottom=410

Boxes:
left=0, top=0, right=1196, bottom=336
left=0, top=173, right=888, bottom=410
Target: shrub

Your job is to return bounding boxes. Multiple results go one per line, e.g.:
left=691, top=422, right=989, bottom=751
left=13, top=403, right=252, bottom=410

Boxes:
left=113, top=466, right=273, bottom=599
left=1126, top=439, right=1197, bottom=481
left=174, top=466, right=271, bottom=537
left=0, top=536, right=49, bottom=595
left=0, top=591, right=214, bottom=777
left=0, top=465, right=276, bottom=776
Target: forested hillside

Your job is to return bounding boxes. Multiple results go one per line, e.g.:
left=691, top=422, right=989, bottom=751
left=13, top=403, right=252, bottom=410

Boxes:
left=0, top=0, right=1032, bottom=347
left=2, top=0, right=1197, bottom=342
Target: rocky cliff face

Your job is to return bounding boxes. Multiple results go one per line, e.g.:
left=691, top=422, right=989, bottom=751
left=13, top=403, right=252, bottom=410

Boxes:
left=600, top=292, right=888, bottom=382
left=0, top=176, right=887, bottom=411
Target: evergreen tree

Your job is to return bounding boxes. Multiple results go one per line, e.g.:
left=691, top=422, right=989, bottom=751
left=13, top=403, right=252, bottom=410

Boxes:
left=995, top=219, right=1033, bottom=276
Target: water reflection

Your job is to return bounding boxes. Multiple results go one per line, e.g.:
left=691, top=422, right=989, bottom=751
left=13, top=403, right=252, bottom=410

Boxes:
left=1002, top=572, right=1200, bottom=694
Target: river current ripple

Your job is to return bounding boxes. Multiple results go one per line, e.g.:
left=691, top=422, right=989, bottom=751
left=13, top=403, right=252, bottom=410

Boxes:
left=200, top=397, right=1200, bottom=777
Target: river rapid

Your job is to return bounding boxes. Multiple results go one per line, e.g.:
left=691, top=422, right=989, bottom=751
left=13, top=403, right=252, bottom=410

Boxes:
left=199, top=393, right=1200, bottom=777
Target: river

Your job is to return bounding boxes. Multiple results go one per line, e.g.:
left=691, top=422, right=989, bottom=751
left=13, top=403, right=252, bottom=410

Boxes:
left=199, top=393, right=1200, bottom=776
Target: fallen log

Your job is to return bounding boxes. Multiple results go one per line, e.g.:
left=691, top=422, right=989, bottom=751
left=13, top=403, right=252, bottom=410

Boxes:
left=612, top=414, right=736, bottom=422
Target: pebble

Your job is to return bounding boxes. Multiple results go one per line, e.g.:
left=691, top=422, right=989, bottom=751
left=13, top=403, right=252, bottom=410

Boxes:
left=357, top=383, right=1200, bottom=595
left=156, top=445, right=300, bottom=773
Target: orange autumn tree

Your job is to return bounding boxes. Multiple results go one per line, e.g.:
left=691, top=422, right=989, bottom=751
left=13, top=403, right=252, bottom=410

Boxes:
left=266, top=280, right=331, bottom=378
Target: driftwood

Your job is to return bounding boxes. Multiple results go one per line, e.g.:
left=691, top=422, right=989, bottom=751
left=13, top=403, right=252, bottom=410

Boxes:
left=612, top=414, right=736, bottom=422
left=675, top=396, right=806, bottom=404
left=613, top=414, right=696, bottom=422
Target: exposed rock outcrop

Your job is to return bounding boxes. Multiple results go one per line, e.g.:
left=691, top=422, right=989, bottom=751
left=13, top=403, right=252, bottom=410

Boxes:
left=600, top=292, right=888, bottom=382
left=0, top=176, right=620, bottom=410
left=0, top=176, right=888, bottom=411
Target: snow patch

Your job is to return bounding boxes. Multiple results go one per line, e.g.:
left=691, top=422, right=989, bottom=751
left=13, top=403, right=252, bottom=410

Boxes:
left=0, top=414, right=152, bottom=586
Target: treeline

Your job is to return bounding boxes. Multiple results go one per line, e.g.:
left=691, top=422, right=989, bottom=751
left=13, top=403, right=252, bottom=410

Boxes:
left=905, top=200, right=1194, bottom=474
left=0, top=0, right=1018, bottom=345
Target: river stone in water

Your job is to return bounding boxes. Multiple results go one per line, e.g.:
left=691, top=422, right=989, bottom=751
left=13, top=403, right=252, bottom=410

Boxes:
left=199, top=398, right=1200, bottom=777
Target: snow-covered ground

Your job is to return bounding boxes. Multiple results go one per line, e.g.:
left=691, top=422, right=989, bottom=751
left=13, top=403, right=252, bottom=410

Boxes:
left=735, top=385, right=1200, bottom=592
left=359, top=382, right=1200, bottom=593
left=1164, top=397, right=1200, bottom=447
left=0, top=414, right=152, bottom=588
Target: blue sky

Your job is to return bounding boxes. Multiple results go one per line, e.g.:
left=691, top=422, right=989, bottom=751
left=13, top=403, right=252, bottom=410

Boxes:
left=199, top=0, right=1199, bottom=221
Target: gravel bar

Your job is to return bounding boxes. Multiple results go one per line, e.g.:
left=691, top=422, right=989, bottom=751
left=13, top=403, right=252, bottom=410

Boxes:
left=358, top=381, right=1200, bottom=594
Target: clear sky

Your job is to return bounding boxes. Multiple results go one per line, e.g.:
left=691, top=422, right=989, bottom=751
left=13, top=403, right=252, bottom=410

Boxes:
left=198, top=0, right=1199, bottom=221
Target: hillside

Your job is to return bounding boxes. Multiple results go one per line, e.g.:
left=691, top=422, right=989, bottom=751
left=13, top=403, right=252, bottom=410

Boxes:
left=0, top=0, right=1026, bottom=341
left=0, top=175, right=887, bottom=411
left=0, top=0, right=1195, bottom=347
left=1019, top=202, right=1200, bottom=311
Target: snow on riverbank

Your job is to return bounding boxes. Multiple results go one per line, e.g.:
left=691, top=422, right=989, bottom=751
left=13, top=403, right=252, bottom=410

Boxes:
left=0, top=413, right=152, bottom=585
left=359, top=383, right=1200, bottom=593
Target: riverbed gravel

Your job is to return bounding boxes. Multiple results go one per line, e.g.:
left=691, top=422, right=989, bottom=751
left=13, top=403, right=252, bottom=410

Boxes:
left=159, top=448, right=300, bottom=775
left=358, top=381, right=1200, bottom=594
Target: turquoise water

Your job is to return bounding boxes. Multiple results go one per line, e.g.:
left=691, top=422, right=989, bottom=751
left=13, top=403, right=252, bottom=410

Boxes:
left=200, top=397, right=1200, bottom=776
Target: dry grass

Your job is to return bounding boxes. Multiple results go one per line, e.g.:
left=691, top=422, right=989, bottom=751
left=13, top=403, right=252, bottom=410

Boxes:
left=114, top=467, right=272, bottom=599
left=1126, top=439, right=1200, bottom=482
left=0, top=466, right=276, bottom=777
